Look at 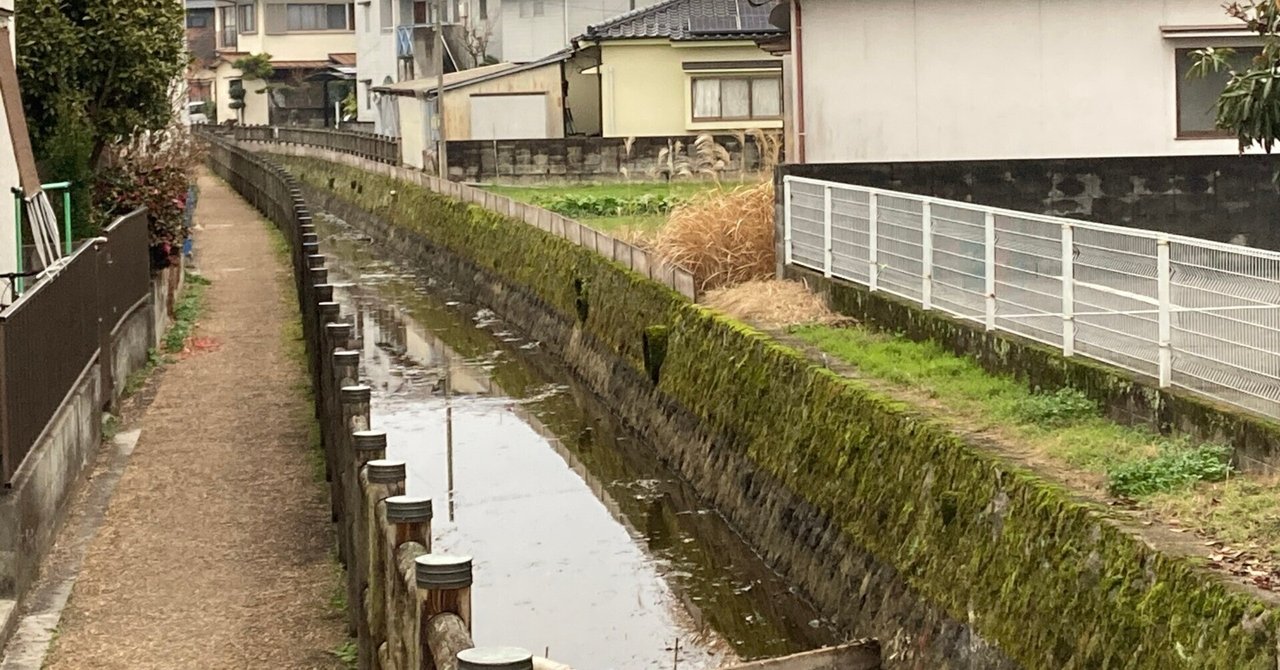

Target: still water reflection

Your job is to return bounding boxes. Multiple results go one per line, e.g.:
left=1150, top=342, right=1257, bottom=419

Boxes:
left=317, top=212, right=838, bottom=669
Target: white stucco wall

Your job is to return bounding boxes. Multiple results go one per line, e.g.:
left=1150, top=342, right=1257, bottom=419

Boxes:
left=798, top=0, right=1255, bottom=163
left=502, top=0, right=648, bottom=63
left=356, top=0, right=398, bottom=127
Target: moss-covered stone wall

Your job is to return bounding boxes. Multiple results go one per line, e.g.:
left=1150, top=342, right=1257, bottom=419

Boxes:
left=275, top=154, right=1280, bottom=670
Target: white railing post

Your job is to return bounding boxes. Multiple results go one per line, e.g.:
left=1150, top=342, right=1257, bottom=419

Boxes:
left=868, top=192, right=879, bottom=291
left=1061, top=223, right=1075, bottom=357
left=921, top=200, right=933, bottom=310
left=822, top=185, right=833, bottom=277
left=1157, top=236, right=1172, bottom=387
left=782, top=178, right=793, bottom=266
left=984, top=211, right=996, bottom=330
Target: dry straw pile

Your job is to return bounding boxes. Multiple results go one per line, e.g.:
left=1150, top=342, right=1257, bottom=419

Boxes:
left=654, top=181, right=776, bottom=292
left=703, top=279, right=843, bottom=329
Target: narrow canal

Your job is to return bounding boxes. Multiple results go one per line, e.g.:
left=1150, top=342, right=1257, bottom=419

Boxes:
left=316, top=212, right=839, bottom=669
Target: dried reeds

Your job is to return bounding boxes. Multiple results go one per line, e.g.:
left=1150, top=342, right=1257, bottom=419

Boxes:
left=703, top=279, right=843, bottom=329
left=654, top=181, right=776, bottom=292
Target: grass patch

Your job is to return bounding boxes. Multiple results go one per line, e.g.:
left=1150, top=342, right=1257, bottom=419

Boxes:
left=1108, top=443, right=1232, bottom=498
left=792, top=324, right=1235, bottom=497
left=485, top=181, right=736, bottom=236
left=163, top=272, right=211, bottom=353
left=330, top=641, right=357, bottom=669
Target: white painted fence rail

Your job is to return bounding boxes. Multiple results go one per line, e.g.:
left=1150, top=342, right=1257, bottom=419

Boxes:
left=783, top=175, right=1280, bottom=421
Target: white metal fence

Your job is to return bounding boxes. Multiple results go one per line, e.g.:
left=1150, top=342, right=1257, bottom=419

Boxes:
left=783, top=175, right=1280, bottom=421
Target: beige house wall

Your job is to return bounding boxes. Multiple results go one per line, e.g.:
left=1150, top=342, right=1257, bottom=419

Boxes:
left=598, top=40, right=782, bottom=138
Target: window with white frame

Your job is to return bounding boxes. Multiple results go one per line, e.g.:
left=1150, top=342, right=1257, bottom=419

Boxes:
left=1175, top=46, right=1261, bottom=138
left=691, top=75, right=781, bottom=121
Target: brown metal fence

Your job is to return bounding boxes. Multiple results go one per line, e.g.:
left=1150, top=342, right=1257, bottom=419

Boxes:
left=232, top=124, right=400, bottom=165
left=0, top=208, right=150, bottom=484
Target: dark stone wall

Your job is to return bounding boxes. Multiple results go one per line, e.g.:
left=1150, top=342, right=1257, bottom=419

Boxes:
left=446, top=135, right=772, bottom=184
left=782, top=155, right=1280, bottom=250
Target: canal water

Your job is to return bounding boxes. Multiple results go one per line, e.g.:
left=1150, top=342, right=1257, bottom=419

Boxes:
left=316, top=212, right=839, bottom=669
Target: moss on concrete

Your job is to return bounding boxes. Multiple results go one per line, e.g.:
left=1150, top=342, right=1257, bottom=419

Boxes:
left=277, top=155, right=1280, bottom=669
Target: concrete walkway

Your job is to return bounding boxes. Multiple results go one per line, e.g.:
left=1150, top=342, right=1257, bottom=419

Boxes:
left=27, top=171, right=344, bottom=669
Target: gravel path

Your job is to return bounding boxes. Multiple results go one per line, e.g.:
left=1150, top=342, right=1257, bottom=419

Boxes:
left=42, top=172, right=346, bottom=670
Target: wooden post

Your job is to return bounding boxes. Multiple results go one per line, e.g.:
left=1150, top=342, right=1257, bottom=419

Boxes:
left=347, top=430, right=387, bottom=663
left=456, top=647, right=533, bottom=670
left=310, top=267, right=329, bottom=286
left=415, top=555, right=472, bottom=632
left=302, top=231, right=320, bottom=247
left=307, top=253, right=327, bottom=269
left=425, top=615, right=473, bottom=670
left=327, top=322, right=357, bottom=353
left=386, top=495, right=433, bottom=551
left=335, top=384, right=371, bottom=566
left=364, top=459, right=406, bottom=669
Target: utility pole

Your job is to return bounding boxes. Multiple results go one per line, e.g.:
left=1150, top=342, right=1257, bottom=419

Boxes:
left=435, top=0, right=448, bottom=180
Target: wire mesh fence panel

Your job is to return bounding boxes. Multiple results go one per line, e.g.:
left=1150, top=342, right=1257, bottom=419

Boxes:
left=789, top=181, right=826, bottom=270
left=784, top=174, right=1280, bottom=422
left=992, top=212, right=1063, bottom=347
left=875, top=193, right=924, bottom=302
left=830, top=187, right=871, bottom=283
left=929, top=202, right=987, bottom=321
left=1169, top=240, right=1280, bottom=416
left=1071, top=226, right=1160, bottom=377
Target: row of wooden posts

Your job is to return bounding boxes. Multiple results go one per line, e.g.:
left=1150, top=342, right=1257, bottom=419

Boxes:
left=269, top=150, right=561, bottom=670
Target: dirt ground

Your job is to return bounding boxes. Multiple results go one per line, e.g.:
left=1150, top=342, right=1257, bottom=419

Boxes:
left=42, top=171, right=346, bottom=669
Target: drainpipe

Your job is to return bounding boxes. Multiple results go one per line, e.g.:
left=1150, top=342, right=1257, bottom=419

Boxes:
left=563, top=0, right=570, bottom=49
left=793, top=0, right=806, bottom=163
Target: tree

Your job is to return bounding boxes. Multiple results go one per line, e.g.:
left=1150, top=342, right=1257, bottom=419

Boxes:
left=462, top=18, right=496, bottom=67
left=16, top=0, right=187, bottom=163
left=1192, top=1, right=1280, bottom=152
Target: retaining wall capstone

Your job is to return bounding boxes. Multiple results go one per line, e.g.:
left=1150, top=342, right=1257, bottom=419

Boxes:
left=264, top=150, right=1280, bottom=670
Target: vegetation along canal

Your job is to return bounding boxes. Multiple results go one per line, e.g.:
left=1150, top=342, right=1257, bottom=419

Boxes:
left=316, top=212, right=839, bottom=668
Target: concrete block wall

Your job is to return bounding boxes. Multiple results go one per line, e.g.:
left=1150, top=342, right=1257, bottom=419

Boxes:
left=446, top=135, right=776, bottom=184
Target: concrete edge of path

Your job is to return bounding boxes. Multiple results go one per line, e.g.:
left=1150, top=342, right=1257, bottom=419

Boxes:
left=0, top=428, right=144, bottom=670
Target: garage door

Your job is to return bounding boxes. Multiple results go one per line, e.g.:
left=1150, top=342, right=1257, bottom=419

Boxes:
left=469, top=93, right=549, bottom=140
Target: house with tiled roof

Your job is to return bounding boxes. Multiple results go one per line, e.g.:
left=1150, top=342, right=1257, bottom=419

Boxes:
left=575, top=0, right=784, bottom=138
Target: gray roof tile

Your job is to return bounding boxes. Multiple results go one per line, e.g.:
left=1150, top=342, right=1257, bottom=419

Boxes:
left=586, top=0, right=783, bottom=41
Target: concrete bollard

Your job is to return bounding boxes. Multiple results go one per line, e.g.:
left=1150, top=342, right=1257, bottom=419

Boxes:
left=415, top=554, right=472, bottom=632
left=363, top=459, right=405, bottom=669
left=457, top=648, right=534, bottom=670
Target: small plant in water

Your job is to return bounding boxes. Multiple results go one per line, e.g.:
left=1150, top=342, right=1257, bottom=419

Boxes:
left=1013, top=387, right=1097, bottom=427
left=1107, top=442, right=1233, bottom=498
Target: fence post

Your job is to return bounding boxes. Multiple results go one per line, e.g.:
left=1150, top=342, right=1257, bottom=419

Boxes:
left=1157, top=236, right=1172, bottom=387
left=921, top=200, right=933, bottom=310
left=984, top=211, right=996, bottom=330
left=782, top=178, right=793, bottom=267
left=868, top=192, right=879, bottom=292
left=822, top=184, right=833, bottom=277
left=1061, top=223, right=1075, bottom=357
